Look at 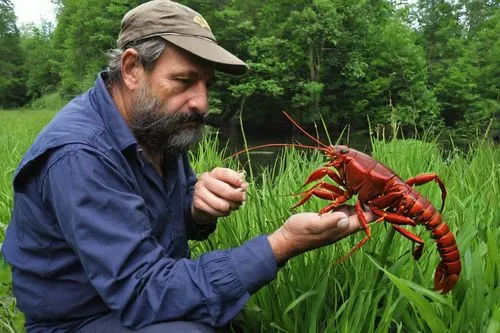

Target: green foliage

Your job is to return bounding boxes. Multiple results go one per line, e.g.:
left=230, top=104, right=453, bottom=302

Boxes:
left=28, top=92, right=67, bottom=111
left=0, top=0, right=497, bottom=141
left=414, top=0, right=500, bottom=143
left=52, top=0, right=141, bottom=97
left=350, top=17, right=440, bottom=131
left=19, top=22, right=60, bottom=100
left=0, top=0, right=27, bottom=107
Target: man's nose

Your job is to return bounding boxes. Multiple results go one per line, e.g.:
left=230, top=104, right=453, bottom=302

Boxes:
left=187, top=81, right=209, bottom=114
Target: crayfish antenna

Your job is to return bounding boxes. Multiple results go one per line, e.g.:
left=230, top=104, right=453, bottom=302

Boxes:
left=281, top=111, right=329, bottom=149
left=224, top=143, right=328, bottom=161
left=224, top=111, right=332, bottom=162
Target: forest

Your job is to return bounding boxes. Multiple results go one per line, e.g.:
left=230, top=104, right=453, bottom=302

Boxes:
left=0, top=0, right=499, bottom=143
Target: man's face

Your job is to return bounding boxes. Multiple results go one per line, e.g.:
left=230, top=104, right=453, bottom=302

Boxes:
left=128, top=44, right=215, bottom=158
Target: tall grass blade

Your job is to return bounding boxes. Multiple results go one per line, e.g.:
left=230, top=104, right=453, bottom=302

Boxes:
left=487, top=307, right=500, bottom=333
left=308, top=269, right=330, bottom=333
left=282, top=290, right=318, bottom=316
left=366, top=254, right=449, bottom=332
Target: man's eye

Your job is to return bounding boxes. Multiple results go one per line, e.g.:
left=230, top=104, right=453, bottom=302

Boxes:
left=175, top=78, right=192, bottom=85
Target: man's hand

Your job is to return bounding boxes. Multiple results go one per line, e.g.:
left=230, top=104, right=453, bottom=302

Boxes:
left=191, top=167, right=247, bottom=224
left=267, top=205, right=374, bottom=265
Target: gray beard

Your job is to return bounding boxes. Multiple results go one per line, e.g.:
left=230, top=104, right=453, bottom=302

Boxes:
left=128, top=83, right=204, bottom=158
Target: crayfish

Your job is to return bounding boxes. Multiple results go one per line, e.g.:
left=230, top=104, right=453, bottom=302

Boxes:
left=232, top=112, right=461, bottom=294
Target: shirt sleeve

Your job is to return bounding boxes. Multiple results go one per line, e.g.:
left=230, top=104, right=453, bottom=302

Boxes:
left=41, top=146, right=278, bottom=328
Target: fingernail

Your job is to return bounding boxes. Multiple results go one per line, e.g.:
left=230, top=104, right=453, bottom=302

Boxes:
left=338, top=218, right=349, bottom=230
left=242, top=193, right=247, bottom=202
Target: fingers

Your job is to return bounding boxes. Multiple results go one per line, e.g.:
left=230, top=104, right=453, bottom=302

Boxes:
left=204, top=167, right=246, bottom=190
left=198, top=168, right=247, bottom=204
left=273, top=209, right=374, bottom=263
left=192, top=186, right=242, bottom=217
left=293, top=206, right=375, bottom=248
left=309, top=211, right=350, bottom=233
left=310, top=207, right=374, bottom=234
left=340, top=208, right=375, bottom=237
left=192, top=168, right=248, bottom=220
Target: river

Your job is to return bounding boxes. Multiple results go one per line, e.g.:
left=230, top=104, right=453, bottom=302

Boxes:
left=211, top=123, right=373, bottom=173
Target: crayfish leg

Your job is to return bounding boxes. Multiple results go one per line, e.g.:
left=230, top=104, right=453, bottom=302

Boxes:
left=336, top=201, right=371, bottom=263
left=303, top=167, right=342, bottom=186
left=405, top=173, right=447, bottom=213
left=291, top=182, right=346, bottom=210
left=318, top=195, right=349, bottom=215
left=370, top=207, right=417, bottom=226
left=391, top=225, right=425, bottom=260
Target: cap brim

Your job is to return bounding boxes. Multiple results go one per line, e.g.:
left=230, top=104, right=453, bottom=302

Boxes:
left=160, top=35, right=248, bottom=75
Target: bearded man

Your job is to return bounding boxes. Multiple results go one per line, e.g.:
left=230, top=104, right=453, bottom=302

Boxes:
left=2, top=1, right=373, bottom=332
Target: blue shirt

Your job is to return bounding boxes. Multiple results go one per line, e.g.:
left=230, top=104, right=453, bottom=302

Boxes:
left=2, top=72, right=278, bottom=331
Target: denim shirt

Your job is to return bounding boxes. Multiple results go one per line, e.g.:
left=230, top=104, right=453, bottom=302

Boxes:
left=2, top=72, right=278, bottom=331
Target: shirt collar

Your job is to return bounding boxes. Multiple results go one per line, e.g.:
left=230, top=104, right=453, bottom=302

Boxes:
left=90, top=71, right=138, bottom=152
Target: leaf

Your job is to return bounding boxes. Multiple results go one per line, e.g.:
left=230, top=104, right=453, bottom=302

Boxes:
left=308, top=269, right=330, bottom=333
left=283, top=290, right=318, bottom=317
left=366, top=254, right=450, bottom=333
left=487, top=306, right=500, bottom=333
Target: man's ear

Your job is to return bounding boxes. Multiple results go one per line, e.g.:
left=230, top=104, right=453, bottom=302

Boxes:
left=121, top=48, right=144, bottom=91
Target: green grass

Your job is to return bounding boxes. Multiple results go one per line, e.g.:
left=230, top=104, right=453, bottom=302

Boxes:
left=0, top=109, right=499, bottom=332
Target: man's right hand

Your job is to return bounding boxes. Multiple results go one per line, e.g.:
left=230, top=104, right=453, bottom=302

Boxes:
left=267, top=205, right=374, bottom=265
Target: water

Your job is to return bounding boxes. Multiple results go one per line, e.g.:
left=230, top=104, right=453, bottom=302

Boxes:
left=211, top=124, right=373, bottom=173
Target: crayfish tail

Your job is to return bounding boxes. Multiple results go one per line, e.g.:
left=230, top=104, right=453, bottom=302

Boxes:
left=434, top=261, right=460, bottom=294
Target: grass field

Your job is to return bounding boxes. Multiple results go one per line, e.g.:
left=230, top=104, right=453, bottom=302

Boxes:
left=1, top=109, right=499, bottom=332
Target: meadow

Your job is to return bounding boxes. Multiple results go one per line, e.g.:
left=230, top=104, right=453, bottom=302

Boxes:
left=0, top=109, right=499, bottom=332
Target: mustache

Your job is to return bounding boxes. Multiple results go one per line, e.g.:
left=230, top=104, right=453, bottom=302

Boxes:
left=134, top=110, right=205, bottom=131
left=175, top=110, right=205, bottom=126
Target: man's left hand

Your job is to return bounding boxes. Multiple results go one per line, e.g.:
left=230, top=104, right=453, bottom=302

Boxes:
left=191, top=167, right=247, bottom=224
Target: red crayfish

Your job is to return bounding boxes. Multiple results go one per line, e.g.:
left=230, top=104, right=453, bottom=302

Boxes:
left=234, top=111, right=461, bottom=294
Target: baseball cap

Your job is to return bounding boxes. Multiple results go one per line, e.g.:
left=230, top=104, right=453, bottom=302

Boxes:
left=117, top=0, right=248, bottom=75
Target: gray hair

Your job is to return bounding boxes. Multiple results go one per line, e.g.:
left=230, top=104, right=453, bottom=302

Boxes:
left=107, top=37, right=168, bottom=85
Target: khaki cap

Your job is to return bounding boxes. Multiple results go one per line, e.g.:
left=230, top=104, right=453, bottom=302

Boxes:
left=117, top=0, right=248, bottom=75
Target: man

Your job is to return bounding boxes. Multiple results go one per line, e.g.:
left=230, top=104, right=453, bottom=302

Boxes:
left=2, top=1, right=373, bottom=332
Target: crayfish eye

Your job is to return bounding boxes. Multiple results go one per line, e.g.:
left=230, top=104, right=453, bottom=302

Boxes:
left=340, top=148, right=349, bottom=154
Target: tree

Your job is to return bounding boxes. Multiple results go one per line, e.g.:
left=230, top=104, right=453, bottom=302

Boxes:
left=20, top=21, right=60, bottom=100
left=415, top=0, right=499, bottom=141
left=14, top=0, right=496, bottom=141
left=460, top=4, right=500, bottom=140
left=0, top=0, right=27, bottom=107
left=52, top=0, right=141, bottom=98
